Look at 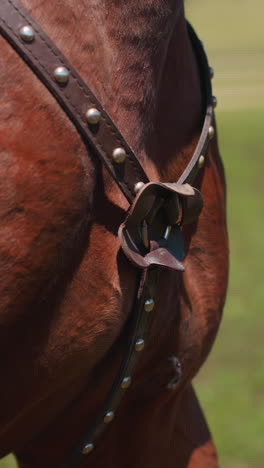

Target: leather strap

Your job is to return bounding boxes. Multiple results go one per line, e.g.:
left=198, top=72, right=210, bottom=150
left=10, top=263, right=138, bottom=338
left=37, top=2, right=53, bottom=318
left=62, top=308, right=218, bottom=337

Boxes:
left=0, top=0, right=149, bottom=203
left=0, top=1, right=213, bottom=202
left=59, top=267, right=160, bottom=468
left=178, top=23, right=214, bottom=185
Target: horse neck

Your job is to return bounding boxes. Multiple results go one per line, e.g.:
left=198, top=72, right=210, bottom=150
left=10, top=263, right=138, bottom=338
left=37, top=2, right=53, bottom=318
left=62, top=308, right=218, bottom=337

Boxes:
left=22, top=0, right=200, bottom=171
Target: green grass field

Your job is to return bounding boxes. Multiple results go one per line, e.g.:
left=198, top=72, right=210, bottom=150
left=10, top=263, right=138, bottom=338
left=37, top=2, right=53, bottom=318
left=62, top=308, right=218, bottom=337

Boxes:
left=188, top=2, right=264, bottom=467
left=1, top=1, right=263, bottom=467
left=195, top=109, right=264, bottom=468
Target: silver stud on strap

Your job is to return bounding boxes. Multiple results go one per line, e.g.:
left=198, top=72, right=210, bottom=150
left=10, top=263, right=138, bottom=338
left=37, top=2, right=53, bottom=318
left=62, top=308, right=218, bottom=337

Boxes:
left=135, top=339, right=145, bottom=352
left=82, top=443, right=94, bottom=455
left=121, top=376, right=131, bottom=389
left=112, top=147, right=126, bottom=163
left=209, top=66, right=214, bottom=79
left=86, top=107, right=101, bottom=125
left=134, top=181, right=145, bottom=194
left=198, top=155, right=205, bottom=168
left=19, top=25, right=35, bottom=42
left=208, top=126, right=215, bottom=140
left=104, top=411, right=115, bottom=423
left=54, top=66, right=70, bottom=84
left=144, top=298, right=155, bottom=312
left=212, top=96, right=218, bottom=108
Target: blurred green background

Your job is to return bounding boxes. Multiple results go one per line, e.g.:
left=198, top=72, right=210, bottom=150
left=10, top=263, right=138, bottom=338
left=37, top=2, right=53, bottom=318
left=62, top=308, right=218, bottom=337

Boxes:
left=187, top=1, right=264, bottom=468
left=1, top=1, right=263, bottom=467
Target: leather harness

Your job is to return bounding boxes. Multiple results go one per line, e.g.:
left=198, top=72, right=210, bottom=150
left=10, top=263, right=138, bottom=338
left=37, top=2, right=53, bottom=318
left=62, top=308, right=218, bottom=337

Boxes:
left=0, top=1, right=215, bottom=466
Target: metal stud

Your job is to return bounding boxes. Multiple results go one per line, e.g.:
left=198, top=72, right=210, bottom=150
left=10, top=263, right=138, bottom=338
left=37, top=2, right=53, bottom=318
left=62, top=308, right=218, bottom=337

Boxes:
left=144, top=298, right=155, bottom=313
left=208, top=126, right=215, bottom=140
left=53, top=66, right=70, bottom=84
left=212, top=96, right=218, bottom=108
left=209, top=67, right=214, bottom=79
left=167, top=356, right=182, bottom=390
left=104, top=411, right=115, bottom=423
left=112, top=147, right=126, bottom=164
left=19, top=25, right=35, bottom=42
left=86, top=107, right=101, bottom=125
left=82, top=443, right=94, bottom=455
left=135, top=339, right=145, bottom=352
left=134, top=181, right=145, bottom=194
left=198, top=155, right=205, bottom=168
left=121, top=376, right=131, bottom=389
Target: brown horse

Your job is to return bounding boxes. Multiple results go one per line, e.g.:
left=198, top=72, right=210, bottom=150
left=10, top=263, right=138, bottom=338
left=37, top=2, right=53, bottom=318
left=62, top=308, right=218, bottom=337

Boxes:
left=0, top=0, right=228, bottom=467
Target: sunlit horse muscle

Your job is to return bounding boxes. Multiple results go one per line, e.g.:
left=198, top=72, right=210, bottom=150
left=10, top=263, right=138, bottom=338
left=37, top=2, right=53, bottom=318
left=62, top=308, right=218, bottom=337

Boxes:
left=0, top=0, right=228, bottom=467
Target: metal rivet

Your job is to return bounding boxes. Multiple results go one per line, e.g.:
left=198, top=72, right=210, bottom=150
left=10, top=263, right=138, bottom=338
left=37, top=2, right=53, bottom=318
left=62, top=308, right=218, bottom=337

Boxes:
left=134, top=181, right=145, bottom=194
left=19, top=25, right=35, bottom=42
left=112, top=147, right=126, bottom=164
left=167, top=356, right=182, bottom=390
left=209, top=67, right=214, bottom=79
left=86, top=107, right=101, bottom=125
left=198, top=155, right=205, bottom=168
left=135, top=339, right=145, bottom=352
left=208, top=126, right=215, bottom=140
left=54, top=66, right=70, bottom=84
left=82, top=443, right=94, bottom=455
left=121, top=376, right=131, bottom=389
left=144, top=298, right=155, bottom=313
left=104, top=411, right=115, bottom=423
left=212, top=96, right=218, bottom=108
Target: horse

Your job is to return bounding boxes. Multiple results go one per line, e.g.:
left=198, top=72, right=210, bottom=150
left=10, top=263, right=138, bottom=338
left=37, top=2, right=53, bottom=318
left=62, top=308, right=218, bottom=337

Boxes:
left=0, top=0, right=228, bottom=467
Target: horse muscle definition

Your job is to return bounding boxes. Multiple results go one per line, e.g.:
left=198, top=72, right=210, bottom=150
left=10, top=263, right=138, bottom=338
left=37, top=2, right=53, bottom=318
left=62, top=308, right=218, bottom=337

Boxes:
left=0, top=0, right=228, bottom=467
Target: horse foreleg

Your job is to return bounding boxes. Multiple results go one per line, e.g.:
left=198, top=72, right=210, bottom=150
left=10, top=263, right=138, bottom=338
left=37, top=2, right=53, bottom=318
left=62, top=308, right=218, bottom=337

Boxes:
left=173, top=384, right=219, bottom=468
